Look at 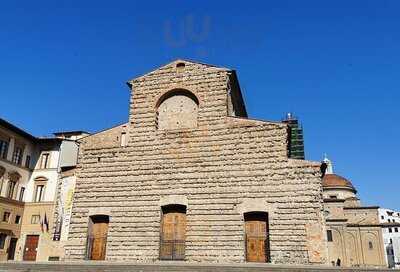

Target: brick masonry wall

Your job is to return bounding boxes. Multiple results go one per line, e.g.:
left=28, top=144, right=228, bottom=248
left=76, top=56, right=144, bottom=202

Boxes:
left=66, top=60, right=327, bottom=264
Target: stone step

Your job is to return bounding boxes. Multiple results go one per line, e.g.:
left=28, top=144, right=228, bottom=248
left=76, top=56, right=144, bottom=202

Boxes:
left=0, top=262, right=395, bottom=272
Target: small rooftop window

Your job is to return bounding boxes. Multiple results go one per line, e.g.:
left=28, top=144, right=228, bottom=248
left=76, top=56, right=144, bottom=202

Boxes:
left=176, top=62, right=185, bottom=72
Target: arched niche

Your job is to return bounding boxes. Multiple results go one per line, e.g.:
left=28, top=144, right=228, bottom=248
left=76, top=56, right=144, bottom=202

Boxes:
left=156, top=89, right=199, bottom=130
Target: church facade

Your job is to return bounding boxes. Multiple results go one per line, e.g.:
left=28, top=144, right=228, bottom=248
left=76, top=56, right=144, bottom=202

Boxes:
left=65, top=60, right=328, bottom=264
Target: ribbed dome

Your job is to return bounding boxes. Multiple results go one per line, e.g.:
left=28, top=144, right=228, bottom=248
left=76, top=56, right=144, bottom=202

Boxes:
left=322, top=174, right=357, bottom=193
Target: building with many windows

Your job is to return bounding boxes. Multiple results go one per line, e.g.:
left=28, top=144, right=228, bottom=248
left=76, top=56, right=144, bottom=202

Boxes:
left=0, top=119, right=84, bottom=261
left=378, top=208, right=400, bottom=268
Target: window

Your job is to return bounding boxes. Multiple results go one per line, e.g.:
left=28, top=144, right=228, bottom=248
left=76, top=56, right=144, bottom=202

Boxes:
left=6, top=181, right=16, bottom=199
left=390, top=238, right=393, bottom=244
left=2, top=212, right=10, bottom=222
left=19, top=187, right=25, bottom=201
left=15, top=215, right=21, bottom=224
left=31, top=215, right=40, bottom=224
left=12, top=146, right=23, bottom=165
left=0, top=139, right=9, bottom=159
left=368, top=241, right=373, bottom=250
left=34, top=185, right=45, bottom=202
left=40, top=153, right=50, bottom=169
left=176, top=62, right=186, bottom=72
left=0, top=234, right=6, bottom=249
left=381, top=215, right=384, bottom=220
left=120, top=132, right=126, bottom=147
left=25, top=155, right=31, bottom=168
left=395, top=227, right=398, bottom=233
left=329, top=195, right=338, bottom=199
left=389, top=228, right=392, bottom=233
left=388, top=219, right=391, bottom=222
left=327, top=230, right=333, bottom=242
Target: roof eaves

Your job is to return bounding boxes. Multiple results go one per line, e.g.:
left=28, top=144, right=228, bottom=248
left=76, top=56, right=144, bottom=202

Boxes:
left=0, top=118, right=37, bottom=142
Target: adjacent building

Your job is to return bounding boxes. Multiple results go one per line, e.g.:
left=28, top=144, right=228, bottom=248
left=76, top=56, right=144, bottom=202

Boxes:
left=0, top=118, right=84, bottom=261
left=379, top=208, right=400, bottom=268
left=322, top=157, right=386, bottom=267
left=65, top=60, right=328, bottom=264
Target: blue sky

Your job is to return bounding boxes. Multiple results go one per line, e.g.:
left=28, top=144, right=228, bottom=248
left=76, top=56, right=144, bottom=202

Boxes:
left=1, top=1, right=399, bottom=210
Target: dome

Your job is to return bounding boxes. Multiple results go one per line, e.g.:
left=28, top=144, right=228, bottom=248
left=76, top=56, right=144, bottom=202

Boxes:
left=322, top=174, right=357, bottom=193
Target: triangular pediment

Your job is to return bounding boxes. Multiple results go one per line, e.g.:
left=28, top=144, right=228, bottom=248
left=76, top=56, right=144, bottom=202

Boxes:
left=127, top=59, right=231, bottom=84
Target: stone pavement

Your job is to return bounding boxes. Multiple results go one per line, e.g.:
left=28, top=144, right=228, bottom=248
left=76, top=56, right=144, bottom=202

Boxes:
left=0, top=262, right=398, bottom=272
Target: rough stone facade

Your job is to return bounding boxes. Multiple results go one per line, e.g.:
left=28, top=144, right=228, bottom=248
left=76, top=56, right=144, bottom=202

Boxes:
left=66, top=60, right=327, bottom=264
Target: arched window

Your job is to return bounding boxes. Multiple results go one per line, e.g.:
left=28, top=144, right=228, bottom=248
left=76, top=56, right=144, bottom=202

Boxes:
left=156, top=89, right=199, bottom=130
left=368, top=241, right=373, bottom=250
left=244, top=212, right=270, bottom=263
left=160, top=204, right=186, bottom=260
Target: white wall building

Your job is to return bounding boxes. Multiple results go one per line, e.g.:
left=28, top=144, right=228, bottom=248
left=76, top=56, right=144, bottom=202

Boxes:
left=378, top=208, right=400, bottom=268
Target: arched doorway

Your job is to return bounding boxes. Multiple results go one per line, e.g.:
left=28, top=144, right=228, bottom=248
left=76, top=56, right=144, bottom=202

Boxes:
left=244, top=212, right=270, bottom=262
left=160, top=204, right=186, bottom=260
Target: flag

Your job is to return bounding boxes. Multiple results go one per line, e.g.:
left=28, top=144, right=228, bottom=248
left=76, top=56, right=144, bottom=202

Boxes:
left=44, top=213, right=49, bottom=232
left=40, top=215, right=44, bottom=232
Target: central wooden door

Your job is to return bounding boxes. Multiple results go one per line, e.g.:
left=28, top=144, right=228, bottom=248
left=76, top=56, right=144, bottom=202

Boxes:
left=160, top=205, right=186, bottom=260
left=23, top=235, right=39, bottom=261
left=88, top=215, right=109, bottom=260
left=245, top=212, right=269, bottom=262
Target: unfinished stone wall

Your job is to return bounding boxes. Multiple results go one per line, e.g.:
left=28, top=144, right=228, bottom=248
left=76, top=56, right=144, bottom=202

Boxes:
left=66, top=60, right=327, bottom=264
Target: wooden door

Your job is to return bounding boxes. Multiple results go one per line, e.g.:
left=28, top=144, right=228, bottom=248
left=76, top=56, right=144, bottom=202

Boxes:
left=160, top=206, right=186, bottom=260
left=90, top=221, right=109, bottom=260
left=245, top=213, right=269, bottom=262
left=7, top=238, right=17, bottom=260
left=23, top=235, right=39, bottom=261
